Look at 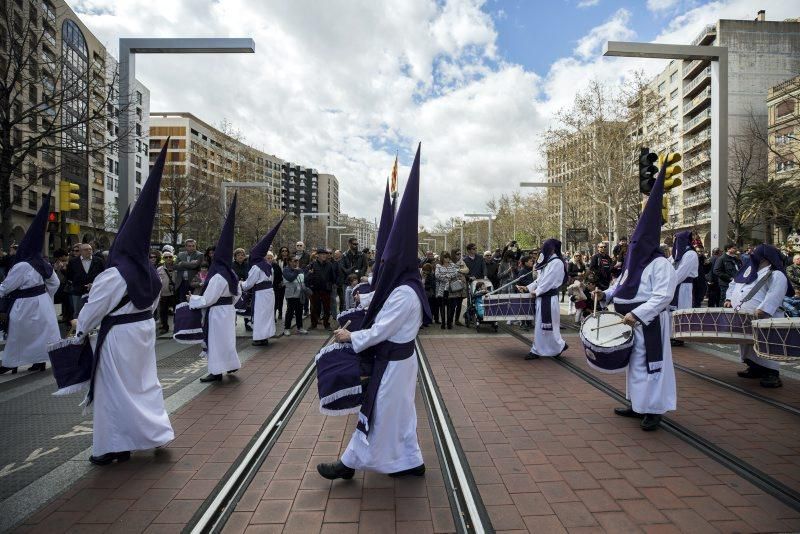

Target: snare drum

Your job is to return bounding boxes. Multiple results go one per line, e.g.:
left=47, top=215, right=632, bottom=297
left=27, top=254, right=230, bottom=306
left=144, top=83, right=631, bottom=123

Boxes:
left=173, top=302, right=204, bottom=344
left=671, top=307, right=755, bottom=344
left=580, top=311, right=634, bottom=373
left=337, top=307, right=366, bottom=332
left=752, top=317, right=800, bottom=362
left=483, top=293, right=535, bottom=322
left=315, top=342, right=364, bottom=416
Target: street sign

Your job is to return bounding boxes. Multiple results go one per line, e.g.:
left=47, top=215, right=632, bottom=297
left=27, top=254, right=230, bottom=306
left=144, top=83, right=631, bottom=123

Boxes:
left=566, top=228, right=589, bottom=243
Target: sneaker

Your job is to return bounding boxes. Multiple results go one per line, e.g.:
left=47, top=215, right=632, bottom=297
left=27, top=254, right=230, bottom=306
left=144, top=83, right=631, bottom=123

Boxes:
left=283, top=329, right=292, bottom=337
left=297, top=329, right=309, bottom=335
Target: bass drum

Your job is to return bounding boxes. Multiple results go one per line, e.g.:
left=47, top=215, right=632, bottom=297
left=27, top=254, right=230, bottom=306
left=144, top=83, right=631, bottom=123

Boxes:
left=752, top=317, right=800, bottom=362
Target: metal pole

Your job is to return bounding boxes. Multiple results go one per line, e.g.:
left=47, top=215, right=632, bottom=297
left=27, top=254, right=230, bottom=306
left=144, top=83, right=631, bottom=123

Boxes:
left=488, top=218, right=493, bottom=252
left=460, top=225, right=464, bottom=253
left=300, top=215, right=305, bottom=244
left=711, top=50, right=729, bottom=249
left=559, top=189, right=564, bottom=245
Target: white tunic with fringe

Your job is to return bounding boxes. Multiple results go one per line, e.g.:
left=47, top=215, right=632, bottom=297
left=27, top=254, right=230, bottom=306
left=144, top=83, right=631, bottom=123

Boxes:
left=341, top=285, right=423, bottom=473
left=0, top=262, right=60, bottom=367
left=189, top=273, right=241, bottom=375
left=607, top=257, right=678, bottom=415
left=525, top=257, right=566, bottom=357
left=241, top=265, right=275, bottom=341
left=672, top=249, right=699, bottom=310
left=76, top=267, right=174, bottom=456
left=726, top=265, right=788, bottom=371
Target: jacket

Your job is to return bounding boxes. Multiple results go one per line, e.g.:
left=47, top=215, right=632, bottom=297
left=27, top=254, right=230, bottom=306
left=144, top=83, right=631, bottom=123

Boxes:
left=714, top=254, right=741, bottom=287
left=176, top=250, right=203, bottom=283
left=307, top=259, right=336, bottom=292
left=463, top=254, right=487, bottom=279
left=341, top=249, right=368, bottom=278
left=157, top=265, right=177, bottom=297
left=282, top=266, right=306, bottom=299
left=232, top=259, right=250, bottom=282
left=66, top=255, right=105, bottom=295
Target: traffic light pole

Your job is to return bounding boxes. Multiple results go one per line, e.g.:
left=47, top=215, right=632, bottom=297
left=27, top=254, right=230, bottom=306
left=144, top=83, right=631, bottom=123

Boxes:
left=604, top=41, right=728, bottom=251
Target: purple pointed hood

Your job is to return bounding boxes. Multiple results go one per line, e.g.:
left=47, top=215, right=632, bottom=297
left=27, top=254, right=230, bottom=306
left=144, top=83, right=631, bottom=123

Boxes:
left=370, top=181, right=394, bottom=287
left=249, top=215, right=285, bottom=276
left=363, top=143, right=432, bottom=328
left=14, top=190, right=53, bottom=280
left=205, top=192, right=239, bottom=295
left=614, top=164, right=666, bottom=300
left=734, top=243, right=793, bottom=297
left=671, top=230, right=693, bottom=263
left=105, top=141, right=167, bottom=309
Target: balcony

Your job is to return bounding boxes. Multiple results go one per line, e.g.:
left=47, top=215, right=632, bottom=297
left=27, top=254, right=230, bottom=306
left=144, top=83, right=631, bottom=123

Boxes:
left=42, top=3, right=56, bottom=27
left=684, top=150, right=710, bottom=171
left=683, top=170, right=710, bottom=190
left=683, top=192, right=710, bottom=208
left=695, top=210, right=711, bottom=222
left=691, top=24, right=716, bottom=47
left=684, top=108, right=711, bottom=135
left=683, top=67, right=711, bottom=98
left=683, top=129, right=710, bottom=153
left=683, top=87, right=711, bottom=117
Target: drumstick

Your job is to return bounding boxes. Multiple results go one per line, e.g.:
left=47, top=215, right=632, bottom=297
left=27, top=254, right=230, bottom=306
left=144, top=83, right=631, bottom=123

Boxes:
left=589, top=321, right=623, bottom=332
left=326, top=320, right=352, bottom=347
left=594, top=292, right=600, bottom=340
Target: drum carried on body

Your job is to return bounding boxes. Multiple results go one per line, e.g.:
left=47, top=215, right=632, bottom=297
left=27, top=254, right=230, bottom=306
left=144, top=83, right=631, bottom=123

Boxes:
left=752, top=317, right=800, bottom=362
left=671, top=307, right=755, bottom=344
left=483, top=293, right=535, bottom=322
left=47, top=335, right=93, bottom=396
left=173, top=302, right=204, bottom=344
left=337, top=307, right=366, bottom=332
left=235, top=290, right=253, bottom=317
left=315, top=342, right=366, bottom=416
left=580, top=311, right=634, bottom=373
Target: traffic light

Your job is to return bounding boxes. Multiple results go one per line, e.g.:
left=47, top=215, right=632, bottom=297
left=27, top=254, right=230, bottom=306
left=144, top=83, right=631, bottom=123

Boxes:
left=59, top=181, right=80, bottom=212
left=659, top=152, right=682, bottom=225
left=638, top=148, right=659, bottom=195
left=47, top=211, right=58, bottom=233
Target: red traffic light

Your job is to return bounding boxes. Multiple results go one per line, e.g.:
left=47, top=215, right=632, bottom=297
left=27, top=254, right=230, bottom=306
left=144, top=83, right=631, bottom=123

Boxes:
left=48, top=211, right=58, bottom=222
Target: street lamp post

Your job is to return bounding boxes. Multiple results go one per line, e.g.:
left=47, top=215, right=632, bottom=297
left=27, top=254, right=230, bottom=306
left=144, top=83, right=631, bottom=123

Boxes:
left=118, top=38, right=255, bottom=210
left=455, top=223, right=464, bottom=253
left=326, top=225, right=346, bottom=250
left=520, top=182, right=564, bottom=244
left=464, top=213, right=494, bottom=251
left=300, top=212, right=330, bottom=245
left=431, top=233, right=448, bottom=253
left=339, top=233, right=356, bottom=252
left=603, top=40, right=728, bottom=250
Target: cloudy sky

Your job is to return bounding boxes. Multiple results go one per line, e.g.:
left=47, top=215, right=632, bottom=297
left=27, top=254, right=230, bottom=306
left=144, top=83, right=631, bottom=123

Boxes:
left=72, top=0, right=796, bottom=227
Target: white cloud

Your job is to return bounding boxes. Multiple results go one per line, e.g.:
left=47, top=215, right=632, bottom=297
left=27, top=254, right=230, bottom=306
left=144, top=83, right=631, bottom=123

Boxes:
left=577, top=0, right=600, bottom=8
left=646, top=0, right=682, bottom=13
left=574, top=8, right=636, bottom=60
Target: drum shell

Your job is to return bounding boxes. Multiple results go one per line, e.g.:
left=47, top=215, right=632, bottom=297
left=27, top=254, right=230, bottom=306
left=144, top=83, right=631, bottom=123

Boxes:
left=337, top=307, right=366, bottom=332
left=672, top=307, right=754, bottom=344
left=752, top=318, right=800, bottom=362
left=483, top=293, right=535, bottom=322
left=173, top=302, right=204, bottom=344
left=580, top=312, right=633, bottom=374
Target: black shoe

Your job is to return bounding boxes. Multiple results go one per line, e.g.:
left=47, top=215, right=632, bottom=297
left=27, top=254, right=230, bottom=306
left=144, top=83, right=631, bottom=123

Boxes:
left=28, top=362, right=46, bottom=372
left=252, top=339, right=269, bottom=346
left=227, top=369, right=238, bottom=374
left=90, top=451, right=131, bottom=466
left=492, top=324, right=499, bottom=332
left=316, top=460, right=355, bottom=480
left=389, top=464, right=426, bottom=477
left=641, top=414, right=662, bottom=431
left=525, top=352, right=540, bottom=360
left=760, top=374, right=782, bottom=388
left=0, top=366, right=18, bottom=375
left=559, top=343, right=569, bottom=355
left=244, top=323, right=253, bottom=332
left=200, top=373, right=222, bottom=382
left=737, top=366, right=765, bottom=379
left=614, top=407, right=642, bottom=418
left=670, top=338, right=685, bottom=347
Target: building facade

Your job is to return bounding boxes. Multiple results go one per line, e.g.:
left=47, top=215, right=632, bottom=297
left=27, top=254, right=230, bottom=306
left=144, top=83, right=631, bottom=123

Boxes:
left=767, top=75, right=800, bottom=244
left=317, top=173, right=340, bottom=227
left=338, top=213, right=376, bottom=251
left=281, top=163, right=319, bottom=219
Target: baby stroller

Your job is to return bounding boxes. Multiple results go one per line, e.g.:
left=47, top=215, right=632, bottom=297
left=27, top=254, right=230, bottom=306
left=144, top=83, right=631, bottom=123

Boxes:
left=464, top=278, right=497, bottom=332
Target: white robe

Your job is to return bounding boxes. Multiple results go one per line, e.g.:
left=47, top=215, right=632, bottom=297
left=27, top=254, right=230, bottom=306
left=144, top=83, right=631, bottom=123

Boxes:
left=672, top=250, right=699, bottom=311
left=726, top=265, right=789, bottom=371
left=607, top=257, right=677, bottom=415
left=241, top=265, right=275, bottom=341
left=525, top=257, right=566, bottom=357
left=76, top=268, right=174, bottom=456
left=342, top=285, right=423, bottom=473
left=0, top=262, right=60, bottom=366
left=189, top=273, right=241, bottom=375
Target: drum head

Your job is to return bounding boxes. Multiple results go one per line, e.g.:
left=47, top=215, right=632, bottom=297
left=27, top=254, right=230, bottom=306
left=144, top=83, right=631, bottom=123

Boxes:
left=581, top=312, right=633, bottom=348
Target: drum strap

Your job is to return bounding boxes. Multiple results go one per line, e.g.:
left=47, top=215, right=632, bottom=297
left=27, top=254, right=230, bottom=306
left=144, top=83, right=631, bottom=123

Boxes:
left=356, top=339, right=415, bottom=443
left=85, top=308, right=154, bottom=407
left=614, top=301, right=663, bottom=375
left=539, top=288, right=559, bottom=331
left=736, top=271, right=773, bottom=310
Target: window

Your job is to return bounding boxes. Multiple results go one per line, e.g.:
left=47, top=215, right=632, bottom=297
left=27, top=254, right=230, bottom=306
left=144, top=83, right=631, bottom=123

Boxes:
left=136, top=91, right=143, bottom=105
left=108, top=157, right=114, bottom=173
left=136, top=107, right=142, bottom=120
left=135, top=155, right=141, bottom=168
left=658, top=81, right=665, bottom=94
left=114, top=178, right=119, bottom=192
left=135, top=186, right=141, bottom=199
left=13, top=186, right=22, bottom=206
left=135, top=123, right=142, bottom=136
left=777, top=160, right=797, bottom=172
left=670, top=107, right=678, bottom=119
left=28, top=189, right=37, bottom=209
left=669, top=71, right=677, bottom=85
left=670, top=88, right=678, bottom=101
left=136, top=171, right=142, bottom=184
left=114, top=160, right=119, bottom=175
left=775, top=100, right=794, bottom=118
left=106, top=176, right=113, bottom=190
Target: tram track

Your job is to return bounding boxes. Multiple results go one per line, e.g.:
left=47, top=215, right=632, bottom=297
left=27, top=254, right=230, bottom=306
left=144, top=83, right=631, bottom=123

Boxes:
left=501, top=324, right=800, bottom=514
left=558, top=320, right=800, bottom=417
left=185, top=334, right=491, bottom=534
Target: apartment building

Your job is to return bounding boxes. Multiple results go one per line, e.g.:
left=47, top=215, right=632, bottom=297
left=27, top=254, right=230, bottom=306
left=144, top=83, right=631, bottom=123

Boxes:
left=767, top=75, right=800, bottom=243
left=317, top=173, right=340, bottom=227
left=281, top=163, right=319, bottom=219
left=149, top=112, right=283, bottom=245
left=638, top=13, right=800, bottom=243
left=338, top=213, right=376, bottom=251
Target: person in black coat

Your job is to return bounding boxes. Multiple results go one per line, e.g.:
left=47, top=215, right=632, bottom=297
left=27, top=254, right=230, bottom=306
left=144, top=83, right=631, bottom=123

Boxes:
left=66, top=242, right=104, bottom=315
left=232, top=248, right=252, bottom=331
left=713, top=244, right=741, bottom=301
left=589, top=243, right=612, bottom=290
left=341, top=238, right=368, bottom=280
left=307, top=248, right=336, bottom=329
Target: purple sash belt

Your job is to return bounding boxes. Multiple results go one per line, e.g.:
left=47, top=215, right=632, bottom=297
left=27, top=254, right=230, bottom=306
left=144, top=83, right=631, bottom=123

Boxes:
left=356, top=339, right=415, bottom=442
left=538, top=288, right=559, bottom=331
left=670, top=276, right=696, bottom=307
left=86, top=308, right=154, bottom=407
left=615, top=301, right=663, bottom=375
left=1, top=284, right=46, bottom=337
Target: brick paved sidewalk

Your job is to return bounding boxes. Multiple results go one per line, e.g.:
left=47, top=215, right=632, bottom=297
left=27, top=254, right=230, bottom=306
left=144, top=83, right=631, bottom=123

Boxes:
left=14, top=336, right=328, bottom=534
left=421, top=336, right=800, bottom=532
left=230, top=378, right=454, bottom=533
